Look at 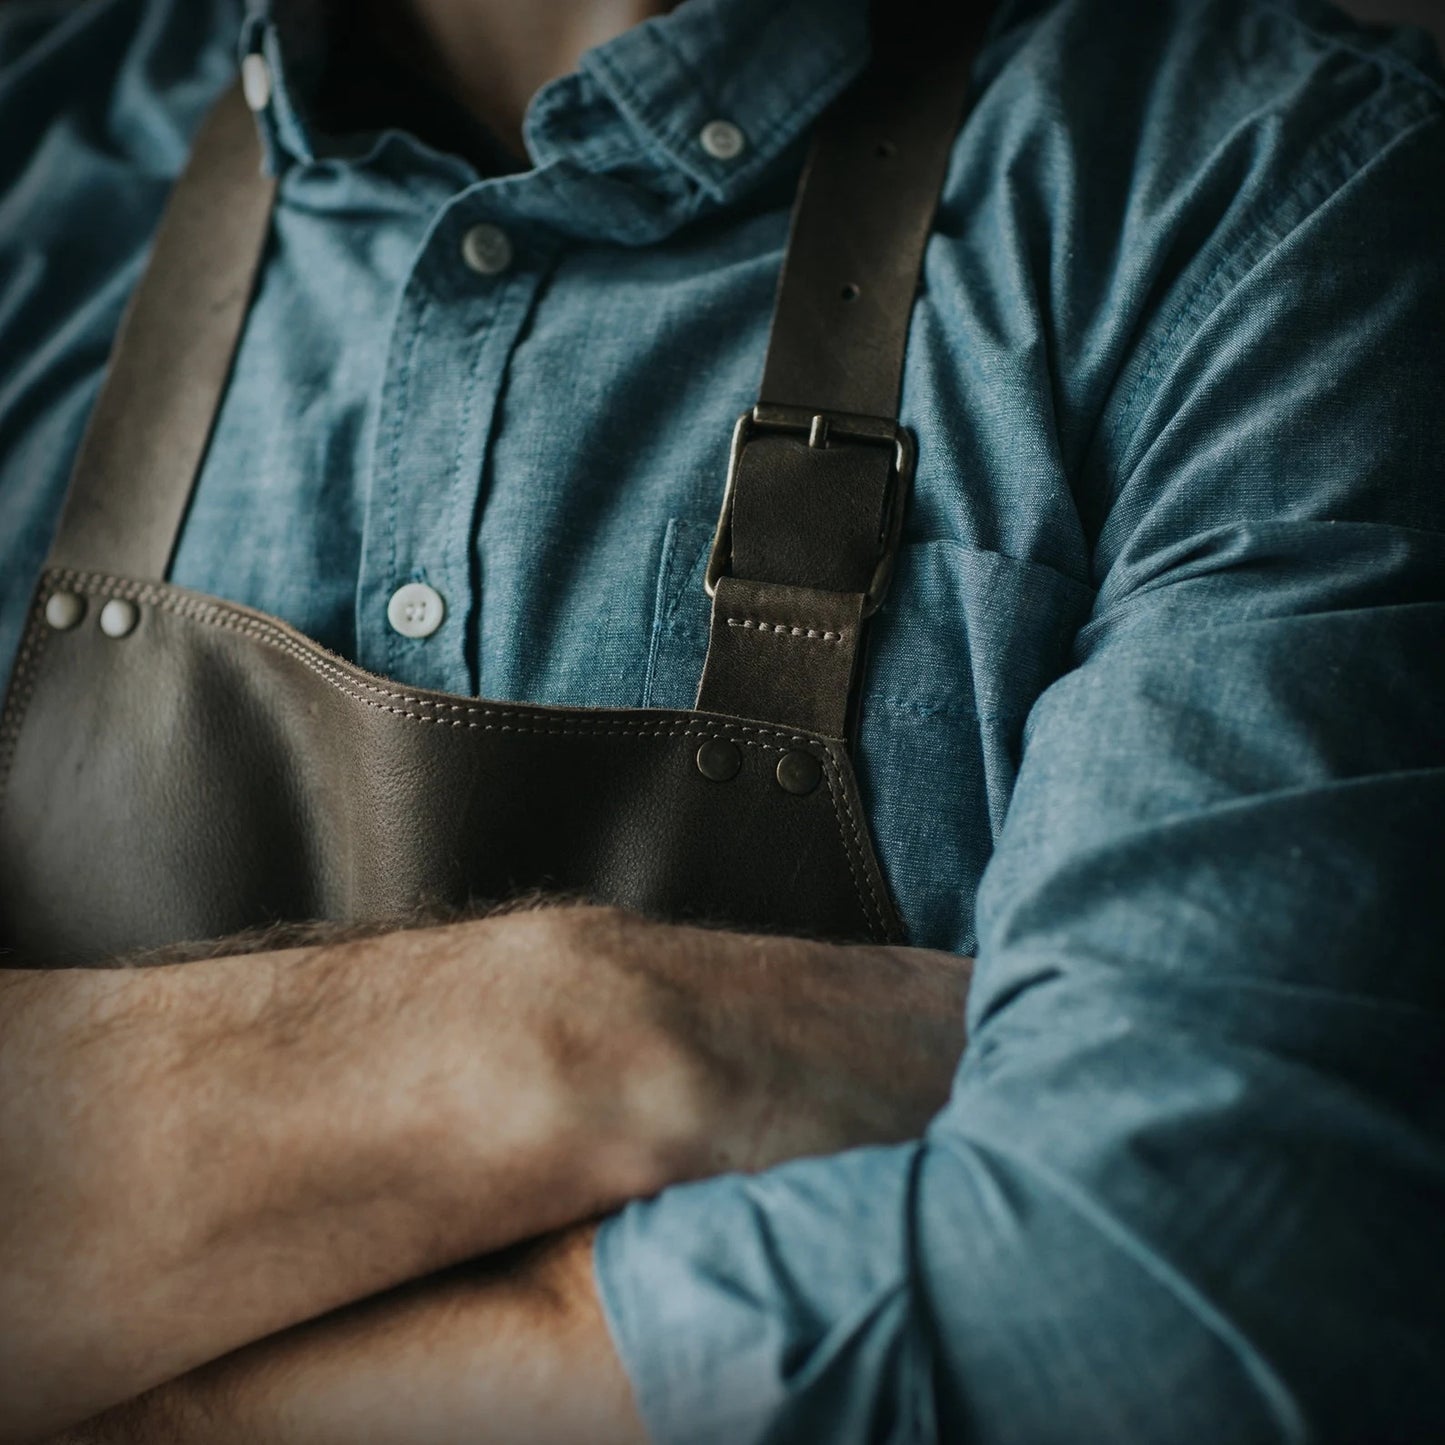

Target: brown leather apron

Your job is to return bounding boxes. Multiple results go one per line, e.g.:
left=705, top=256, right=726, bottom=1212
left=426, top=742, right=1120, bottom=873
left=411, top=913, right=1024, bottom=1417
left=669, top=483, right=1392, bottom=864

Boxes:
left=0, top=15, right=983, bottom=967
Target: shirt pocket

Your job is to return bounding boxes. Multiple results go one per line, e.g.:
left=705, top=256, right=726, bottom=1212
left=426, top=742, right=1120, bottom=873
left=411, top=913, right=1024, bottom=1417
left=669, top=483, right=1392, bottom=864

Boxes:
left=644, top=520, right=1094, bottom=953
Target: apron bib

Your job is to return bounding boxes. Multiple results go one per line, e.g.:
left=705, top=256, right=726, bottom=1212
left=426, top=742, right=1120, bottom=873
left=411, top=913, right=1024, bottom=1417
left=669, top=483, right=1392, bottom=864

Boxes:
left=0, top=16, right=982, bottom=966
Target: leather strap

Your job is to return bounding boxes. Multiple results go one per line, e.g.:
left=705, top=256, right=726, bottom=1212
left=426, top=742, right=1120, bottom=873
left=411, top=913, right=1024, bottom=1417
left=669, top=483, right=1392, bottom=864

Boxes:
left=700, top=578, right=867, bottom=739
left=696, top=3, right=988, bottom=737
left=42, top=19, right=984, bottom=743
left=48, top=83, right=276, bottom=578
left=759, top=10, right=985, bottom=418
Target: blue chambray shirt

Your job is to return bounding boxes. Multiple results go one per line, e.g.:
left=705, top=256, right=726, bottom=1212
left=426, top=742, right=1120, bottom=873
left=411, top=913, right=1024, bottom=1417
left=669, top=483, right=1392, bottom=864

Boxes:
left=3, top=0, right=1444, bottom=1438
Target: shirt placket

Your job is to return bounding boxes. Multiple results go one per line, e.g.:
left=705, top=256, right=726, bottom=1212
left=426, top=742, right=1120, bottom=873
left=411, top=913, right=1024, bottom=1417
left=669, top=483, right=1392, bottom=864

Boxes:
left=356, top=185, right=556, bottom=696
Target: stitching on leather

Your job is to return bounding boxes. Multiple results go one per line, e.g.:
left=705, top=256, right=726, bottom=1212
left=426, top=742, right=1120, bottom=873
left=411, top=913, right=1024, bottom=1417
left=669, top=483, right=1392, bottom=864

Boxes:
left=0, top=602, right=52, bottom=806
left=29, top=570, right=891, bottom=940
left=819, top=760, right=890, bottom=939
left=725, top=617, right=844, bottom=643
left=43, top=572, right=802, bottom=733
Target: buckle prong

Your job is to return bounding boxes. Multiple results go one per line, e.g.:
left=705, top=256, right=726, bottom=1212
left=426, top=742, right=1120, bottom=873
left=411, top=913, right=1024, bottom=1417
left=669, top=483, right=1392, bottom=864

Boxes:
left=704, top=403, right=915, bottom=617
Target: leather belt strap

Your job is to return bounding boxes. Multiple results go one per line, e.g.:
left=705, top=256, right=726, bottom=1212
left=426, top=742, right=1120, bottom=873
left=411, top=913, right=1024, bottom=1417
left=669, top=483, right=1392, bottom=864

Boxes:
left=696, top=2, right=989, bottom=738
left=47, top=84, right=276, bottom=578
left=41, top=10, right=988, bottom=744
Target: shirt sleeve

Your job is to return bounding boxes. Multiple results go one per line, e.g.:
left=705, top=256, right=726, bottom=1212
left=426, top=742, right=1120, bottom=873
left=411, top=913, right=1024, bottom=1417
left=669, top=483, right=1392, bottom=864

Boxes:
left=592, top=59, right=1445, bottom=1445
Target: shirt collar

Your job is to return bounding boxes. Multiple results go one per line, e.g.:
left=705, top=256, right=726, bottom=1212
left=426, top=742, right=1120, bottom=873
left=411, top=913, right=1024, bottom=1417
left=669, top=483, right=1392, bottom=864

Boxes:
left=573, top=0, right=870, bottom=202
left=239, top=1, right=325, bottom=170
left=240, top=0, right=871, bottom=204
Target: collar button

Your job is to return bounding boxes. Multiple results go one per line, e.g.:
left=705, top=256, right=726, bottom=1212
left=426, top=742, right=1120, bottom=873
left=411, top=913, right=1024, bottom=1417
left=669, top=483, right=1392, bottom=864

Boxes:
left=461, top=223, right=514, bottom=277
left=699, top=119, right=747, bottom=162
left=241, top=53, right=273, bottom=114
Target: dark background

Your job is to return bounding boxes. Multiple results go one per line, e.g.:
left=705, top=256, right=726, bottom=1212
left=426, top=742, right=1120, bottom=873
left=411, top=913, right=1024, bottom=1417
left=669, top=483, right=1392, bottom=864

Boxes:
left=1340, top=0, right=1445, bottom=51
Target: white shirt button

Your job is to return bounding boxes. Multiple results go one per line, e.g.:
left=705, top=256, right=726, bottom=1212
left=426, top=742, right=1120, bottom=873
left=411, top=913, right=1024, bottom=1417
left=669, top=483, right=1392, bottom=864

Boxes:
left=699, top=119, right=747, bottom=161
left=241, top=54, right=273, bottom=114
left=461, top=223, right=514, bottom=276
left=387, top=582, right=446, bottom=639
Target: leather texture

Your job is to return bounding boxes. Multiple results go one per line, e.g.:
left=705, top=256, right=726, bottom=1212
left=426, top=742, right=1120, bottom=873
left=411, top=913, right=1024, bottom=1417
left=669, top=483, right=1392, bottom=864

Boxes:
left=0, top=11, right=988, bottom=965
left=48, top=86, right=277, bottom=579
left=695, top=7, right=982, bottom=737
left=757, top=23, right=982, bottom=419
left=696, top=577, right=867, bottom=739
left=730, top=435, right=895, bottom=594
left=0, top=572, right=900, bottom=964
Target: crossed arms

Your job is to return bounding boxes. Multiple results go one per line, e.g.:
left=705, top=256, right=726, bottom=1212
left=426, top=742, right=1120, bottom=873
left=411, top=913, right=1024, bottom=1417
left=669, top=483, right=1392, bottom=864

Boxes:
left=8, top=30, right=1445, bottom=1445
left=0, top=906, right=972, bottom=1442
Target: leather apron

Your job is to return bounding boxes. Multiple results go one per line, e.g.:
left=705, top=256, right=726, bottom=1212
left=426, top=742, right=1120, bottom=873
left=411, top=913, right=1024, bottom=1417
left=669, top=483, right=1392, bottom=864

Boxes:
left=0, top=15, right=983, bottom=967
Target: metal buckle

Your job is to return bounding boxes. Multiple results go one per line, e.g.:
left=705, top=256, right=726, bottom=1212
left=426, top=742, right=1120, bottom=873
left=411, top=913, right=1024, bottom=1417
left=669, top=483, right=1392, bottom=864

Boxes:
left=704, top=403, right=916, bottom=618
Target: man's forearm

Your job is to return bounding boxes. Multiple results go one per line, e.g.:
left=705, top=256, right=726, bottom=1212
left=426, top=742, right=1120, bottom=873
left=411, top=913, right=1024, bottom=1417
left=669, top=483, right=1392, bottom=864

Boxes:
left=1, top=908, right=969, bottom=1442
left=56, top=1225, right=641, bottom=1445
left=0, top=910, right=661, bottom=1440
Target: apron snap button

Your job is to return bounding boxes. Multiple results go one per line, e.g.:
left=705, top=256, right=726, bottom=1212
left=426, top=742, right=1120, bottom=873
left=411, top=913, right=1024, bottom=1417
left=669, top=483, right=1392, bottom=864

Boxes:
left=98, top=598, right=139, bottom=639
left=776, top=749, right=822, bottom=796
left=696, top=738, right=742, bottom=783
left=45, top=592, right=86, bottom=631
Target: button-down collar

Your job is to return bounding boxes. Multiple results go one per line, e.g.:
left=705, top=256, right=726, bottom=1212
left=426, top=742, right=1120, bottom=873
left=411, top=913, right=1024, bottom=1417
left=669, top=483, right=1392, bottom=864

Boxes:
left=241, top=0, right=870, bottom=212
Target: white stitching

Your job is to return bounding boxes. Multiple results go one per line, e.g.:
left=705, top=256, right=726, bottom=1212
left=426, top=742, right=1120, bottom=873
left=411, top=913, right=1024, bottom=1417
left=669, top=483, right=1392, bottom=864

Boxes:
left=44, top=572, right=819, bottom=739
left=821, top=759, right=891, bottom=936
left=0, top=604, right=52, bottom=801
left=725, top=617, right=844, bottom=642
left=15, top=570, right=896, bottom=942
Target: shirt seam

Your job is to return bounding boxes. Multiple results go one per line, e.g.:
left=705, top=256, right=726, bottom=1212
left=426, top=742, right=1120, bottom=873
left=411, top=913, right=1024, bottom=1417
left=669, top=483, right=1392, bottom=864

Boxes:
left=525, top=75, right=667, bottom=180
left=1106, top=95, right=1443, bottom=486
left=382, top=292, right=432, bottom=677
left=587, top=36, right=848, bottom=199
left=646, top=11, right=852, bottom=169
left=1251, top=0, right=1445, bottom=101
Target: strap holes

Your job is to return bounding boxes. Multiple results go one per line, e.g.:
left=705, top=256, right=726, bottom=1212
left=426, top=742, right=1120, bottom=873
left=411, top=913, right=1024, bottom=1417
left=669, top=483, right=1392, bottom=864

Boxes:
left=840, top=282, right=861, bottom=302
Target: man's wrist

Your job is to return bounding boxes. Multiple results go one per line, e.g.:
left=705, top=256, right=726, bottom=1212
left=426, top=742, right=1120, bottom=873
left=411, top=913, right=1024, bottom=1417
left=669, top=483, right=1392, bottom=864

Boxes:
left=0, top=912, right=658, bottom=1440
left=57, top=1222, right=645, bottom=1445
left=3, top=904, right=967, bottom=1441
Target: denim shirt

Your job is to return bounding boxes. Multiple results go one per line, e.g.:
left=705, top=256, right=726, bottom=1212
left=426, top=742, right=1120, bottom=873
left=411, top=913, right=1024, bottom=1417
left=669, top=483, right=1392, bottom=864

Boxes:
left=2, top=0, right=1444, bottom=1438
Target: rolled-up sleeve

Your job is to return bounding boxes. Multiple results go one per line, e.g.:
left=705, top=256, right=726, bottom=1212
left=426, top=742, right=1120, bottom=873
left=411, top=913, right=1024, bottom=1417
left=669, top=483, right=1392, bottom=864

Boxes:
left=594, top=53, right=1445, bottom=1445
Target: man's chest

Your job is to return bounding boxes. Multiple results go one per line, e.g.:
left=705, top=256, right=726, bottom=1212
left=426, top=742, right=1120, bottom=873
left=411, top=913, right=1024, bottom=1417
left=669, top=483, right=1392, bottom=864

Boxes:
left=154, top=169, right=1092, bottom=953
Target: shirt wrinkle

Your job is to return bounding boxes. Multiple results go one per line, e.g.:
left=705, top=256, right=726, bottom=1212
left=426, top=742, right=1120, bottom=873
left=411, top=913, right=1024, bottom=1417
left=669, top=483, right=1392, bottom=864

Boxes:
left=927, top=1126, right=1311, bottom=1438
left=2, top=0, right=1444, bottom=1439
left=1253, top=0, right=1445, bottom=99
left=1104, top=87, right=1440, bottom=493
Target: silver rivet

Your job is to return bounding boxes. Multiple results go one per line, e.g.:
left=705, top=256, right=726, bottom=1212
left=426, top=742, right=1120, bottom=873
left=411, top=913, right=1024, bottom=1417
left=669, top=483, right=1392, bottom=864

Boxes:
left=461, top=223, right=514, bottom=276
left=699, top=119, right=746, bottom=162
left=696, top=738, right=742, bottom=783
left=387, top=582, right=446, bottom=640
left=241, top=54, right=273, bottom=113
left=776, top=749, right=822, bottom=796
left=45, top=592, right=86, bottom=632
left=98, top=598, right=139, bottom=639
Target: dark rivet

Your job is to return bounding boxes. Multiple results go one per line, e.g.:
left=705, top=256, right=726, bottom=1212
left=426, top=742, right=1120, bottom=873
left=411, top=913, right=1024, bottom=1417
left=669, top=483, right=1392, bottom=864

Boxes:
left=776, top=749, right=823, bottom=796
left=696, top=738, right=742, bottom=783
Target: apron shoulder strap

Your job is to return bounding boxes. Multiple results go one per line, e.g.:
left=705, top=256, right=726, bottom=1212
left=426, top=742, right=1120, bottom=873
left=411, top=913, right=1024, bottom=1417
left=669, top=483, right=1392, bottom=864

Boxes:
left=696, top=2, right=990, bottom=738
left=44, top=7, right=988, bottom=747
left=47, top=81, right=276, bottom=578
